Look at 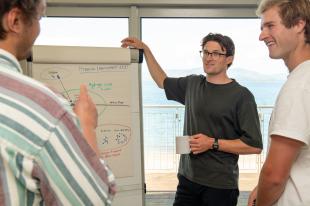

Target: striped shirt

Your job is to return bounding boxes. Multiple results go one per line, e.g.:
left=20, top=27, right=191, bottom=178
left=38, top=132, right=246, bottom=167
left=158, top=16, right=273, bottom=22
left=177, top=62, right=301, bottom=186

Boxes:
left=0, top=49, right=116, bottom=206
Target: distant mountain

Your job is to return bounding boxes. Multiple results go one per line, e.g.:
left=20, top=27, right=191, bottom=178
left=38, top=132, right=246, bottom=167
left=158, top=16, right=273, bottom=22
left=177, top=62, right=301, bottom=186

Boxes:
left=142, top=67, right=287, bottom=83
left=229, top=67, right=287, bottom=83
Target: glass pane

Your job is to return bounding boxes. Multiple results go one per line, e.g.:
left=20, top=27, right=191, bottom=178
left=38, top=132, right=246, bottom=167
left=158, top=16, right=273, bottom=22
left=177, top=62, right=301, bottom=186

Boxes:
left=142, top=18, right=287, bottom=106
left=35, top=17, right=128, bottom=47
left=142, top=18, right=284, bottom=195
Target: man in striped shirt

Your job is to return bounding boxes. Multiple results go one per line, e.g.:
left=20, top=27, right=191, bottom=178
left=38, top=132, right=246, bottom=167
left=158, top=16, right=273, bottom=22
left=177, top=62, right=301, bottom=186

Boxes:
left=0, top=0, right=116, bottom=205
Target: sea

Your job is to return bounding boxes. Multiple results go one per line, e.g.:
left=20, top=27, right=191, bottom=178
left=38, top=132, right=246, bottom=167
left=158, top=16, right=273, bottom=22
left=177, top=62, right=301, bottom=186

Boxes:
left=142, top=78, right=284, bottom=106
left=141, top=69, right=286, bottom=171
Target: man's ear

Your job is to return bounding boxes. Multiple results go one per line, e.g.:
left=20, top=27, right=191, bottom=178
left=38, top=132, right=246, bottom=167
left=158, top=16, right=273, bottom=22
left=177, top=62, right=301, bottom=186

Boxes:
left=295, top=18, right=306, bottom=34
left=5, top=7, right=23, bottom=34
left=226, top=56, right=234, bottom=67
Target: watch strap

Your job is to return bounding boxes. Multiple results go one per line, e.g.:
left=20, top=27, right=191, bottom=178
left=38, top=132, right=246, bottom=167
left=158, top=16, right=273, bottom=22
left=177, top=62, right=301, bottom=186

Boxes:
left=212, top=138, right=219, bottom=151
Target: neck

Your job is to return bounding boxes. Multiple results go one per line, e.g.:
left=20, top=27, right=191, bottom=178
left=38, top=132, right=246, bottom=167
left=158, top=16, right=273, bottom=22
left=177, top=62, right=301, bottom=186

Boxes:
left=206, top=73, right=232, bottom=84
left=0, top=40, right=18, bottom=59
left=285, top=43, right=310, bottom=72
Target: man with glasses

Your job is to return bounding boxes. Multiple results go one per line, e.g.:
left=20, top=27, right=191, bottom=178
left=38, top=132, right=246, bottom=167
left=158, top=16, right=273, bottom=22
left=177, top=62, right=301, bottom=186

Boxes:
left=122, top=33, right=263, bottom=206
left=0, top=0, right=115, bottom=205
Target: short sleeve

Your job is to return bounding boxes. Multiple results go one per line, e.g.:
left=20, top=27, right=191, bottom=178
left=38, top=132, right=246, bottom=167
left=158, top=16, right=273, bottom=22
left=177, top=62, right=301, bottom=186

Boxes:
left=237, top=89, right=263, bottom=149
left=270, top=87, right=310, bottom=145
left=163, top=76, right=189, bottom=105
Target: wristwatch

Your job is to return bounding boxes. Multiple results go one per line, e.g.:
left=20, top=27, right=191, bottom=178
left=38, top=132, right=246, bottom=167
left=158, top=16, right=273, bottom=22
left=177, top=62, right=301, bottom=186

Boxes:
left=212, top=138, right=219, bottom=151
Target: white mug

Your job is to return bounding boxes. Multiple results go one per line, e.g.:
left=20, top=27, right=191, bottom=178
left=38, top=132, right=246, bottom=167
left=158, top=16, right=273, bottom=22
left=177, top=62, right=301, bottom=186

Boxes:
left=175, top=135, right=190, bottom=154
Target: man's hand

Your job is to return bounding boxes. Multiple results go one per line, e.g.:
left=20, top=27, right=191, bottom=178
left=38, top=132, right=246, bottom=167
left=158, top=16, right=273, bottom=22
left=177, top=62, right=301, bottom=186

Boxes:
left=73, top=84, right=99, bottom=155
left=73, top=84, right=98, bottom=129
left=121, top=37, right=167, bottom=89
left=248, top=186, right=257, bottom=206
left=121, top=37, right=147, bottom=50
left=189, top=133, right=214, bottom=154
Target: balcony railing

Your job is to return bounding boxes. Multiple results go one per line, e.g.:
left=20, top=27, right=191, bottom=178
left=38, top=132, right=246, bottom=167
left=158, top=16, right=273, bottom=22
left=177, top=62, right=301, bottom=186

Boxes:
left=143, top=105, right=273, bottom=173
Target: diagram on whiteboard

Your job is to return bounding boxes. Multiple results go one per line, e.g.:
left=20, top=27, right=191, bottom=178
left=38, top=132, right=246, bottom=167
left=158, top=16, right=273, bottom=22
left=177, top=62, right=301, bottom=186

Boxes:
left=32, top=63, right=134, bottom=178
left=98, top=124, right=131, bottom=157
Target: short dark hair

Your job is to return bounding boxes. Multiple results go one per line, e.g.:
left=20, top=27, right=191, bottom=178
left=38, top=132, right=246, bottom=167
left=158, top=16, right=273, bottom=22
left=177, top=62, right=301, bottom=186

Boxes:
left=0, top=0, right=42, bottom=39
left=201, top=33, right=235, bottom=68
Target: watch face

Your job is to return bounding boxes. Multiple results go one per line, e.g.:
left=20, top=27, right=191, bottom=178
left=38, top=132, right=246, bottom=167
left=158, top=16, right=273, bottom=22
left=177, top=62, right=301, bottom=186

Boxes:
left=212, top=139, right=219, bottom=150
left=212, top=143, right=218, bottom=150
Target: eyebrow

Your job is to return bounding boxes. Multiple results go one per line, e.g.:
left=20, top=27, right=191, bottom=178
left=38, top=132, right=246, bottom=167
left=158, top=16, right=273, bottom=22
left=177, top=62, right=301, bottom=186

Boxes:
left=202, top=49, right=224, bottom=53
left=260, top=21, right=275, bottom=30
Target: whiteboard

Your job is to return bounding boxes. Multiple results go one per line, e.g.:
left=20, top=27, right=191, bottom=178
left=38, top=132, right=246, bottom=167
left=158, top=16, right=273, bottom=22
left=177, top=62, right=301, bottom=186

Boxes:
left=29, top=45, right=145, bottom=206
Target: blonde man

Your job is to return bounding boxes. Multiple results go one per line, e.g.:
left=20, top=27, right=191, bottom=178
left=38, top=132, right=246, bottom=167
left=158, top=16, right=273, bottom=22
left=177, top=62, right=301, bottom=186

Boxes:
left=248, top=0, right=310, bottom=205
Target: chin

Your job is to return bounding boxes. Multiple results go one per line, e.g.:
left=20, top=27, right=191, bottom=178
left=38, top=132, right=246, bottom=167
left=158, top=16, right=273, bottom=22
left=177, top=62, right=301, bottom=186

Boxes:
left=268, top=48, right=283, bottom=60
left=18, top=51, right=32, bottom=61
left=204, top=68, right=212, bottom=74
left=269, top=53, right=282, bottom=60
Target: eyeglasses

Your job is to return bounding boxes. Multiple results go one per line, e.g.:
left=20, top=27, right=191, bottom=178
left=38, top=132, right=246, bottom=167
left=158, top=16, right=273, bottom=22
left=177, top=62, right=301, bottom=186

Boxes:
left=199, top=50, right=227, bottom=59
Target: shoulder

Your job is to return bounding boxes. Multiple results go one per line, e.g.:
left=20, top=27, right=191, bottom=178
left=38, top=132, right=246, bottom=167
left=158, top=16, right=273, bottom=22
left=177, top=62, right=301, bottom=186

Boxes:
left=285, top=61, right=310, bottom=91
left=231, top=80, right=255, bottom=101
left=0, top=69, right=68, bottom=120
left=188, top=74, right=205, bottom=80
left=165, top=74, right=205, bottom=87
left=166, top=74, right=204, bottom=81
left=184, top=74, right=205, bottom=85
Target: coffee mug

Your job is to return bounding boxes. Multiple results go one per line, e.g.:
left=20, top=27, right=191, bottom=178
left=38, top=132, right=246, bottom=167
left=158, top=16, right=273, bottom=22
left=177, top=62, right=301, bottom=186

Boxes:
left=176, top=135, right=190, bottom=154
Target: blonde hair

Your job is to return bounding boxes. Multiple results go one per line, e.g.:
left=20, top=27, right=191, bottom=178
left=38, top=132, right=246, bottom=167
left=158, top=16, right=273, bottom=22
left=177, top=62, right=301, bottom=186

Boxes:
left=256, top=0, right=310, bottom=44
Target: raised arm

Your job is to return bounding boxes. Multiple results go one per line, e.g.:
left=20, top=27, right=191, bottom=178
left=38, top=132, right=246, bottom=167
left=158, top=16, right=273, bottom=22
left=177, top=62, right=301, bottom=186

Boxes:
left=73, top=84, right=99, bottom=155
left=121, top=37, right=167, bottom=88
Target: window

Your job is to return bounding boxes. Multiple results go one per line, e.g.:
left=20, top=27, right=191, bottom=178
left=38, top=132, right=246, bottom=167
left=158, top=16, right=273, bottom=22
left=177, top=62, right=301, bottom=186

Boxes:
left=141, top=18, right=287, bottom=106
left=35, top=17, right=128, bottom=47
left=142, top=18, right=286, bottom=192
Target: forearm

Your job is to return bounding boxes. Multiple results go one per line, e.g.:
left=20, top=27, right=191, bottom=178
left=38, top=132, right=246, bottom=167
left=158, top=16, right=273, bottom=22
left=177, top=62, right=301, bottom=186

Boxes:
left=218, top=139, right=262, bottom=154
left=82, top=127, right=100, bottom=156
left=256, top=172, right=286, bottom=206
left=255, top=135, right=303, bottom=206
left=143, top=46, right=167, bottom=88
left=190, top=134, right=261, bottom=155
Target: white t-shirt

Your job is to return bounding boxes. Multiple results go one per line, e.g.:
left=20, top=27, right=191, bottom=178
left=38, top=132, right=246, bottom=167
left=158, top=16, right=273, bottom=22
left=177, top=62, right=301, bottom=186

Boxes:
left=269, top=60, right=310, bottom=206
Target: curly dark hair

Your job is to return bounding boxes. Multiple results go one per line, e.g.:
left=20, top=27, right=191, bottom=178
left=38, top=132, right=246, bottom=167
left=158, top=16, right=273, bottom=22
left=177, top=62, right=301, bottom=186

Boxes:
left=0, top=0, right=42, bottom=39
left=201, top=33, right=235, bottom=68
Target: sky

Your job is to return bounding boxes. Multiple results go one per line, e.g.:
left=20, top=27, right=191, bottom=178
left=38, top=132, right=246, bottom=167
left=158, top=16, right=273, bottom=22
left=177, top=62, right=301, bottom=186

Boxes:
left=35, top=18, right=128, bottom=47
left=35, top=17, right=288, bottom=77
left=141, top=18, right=287, bottom=75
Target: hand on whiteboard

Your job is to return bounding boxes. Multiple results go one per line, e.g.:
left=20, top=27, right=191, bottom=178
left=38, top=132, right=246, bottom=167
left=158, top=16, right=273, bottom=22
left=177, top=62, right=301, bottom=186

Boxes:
left=121, top=37, right=147, bottom=50
left=73, top=84, right=99, bottom=155
left=121, top=37, right=167, bottom=89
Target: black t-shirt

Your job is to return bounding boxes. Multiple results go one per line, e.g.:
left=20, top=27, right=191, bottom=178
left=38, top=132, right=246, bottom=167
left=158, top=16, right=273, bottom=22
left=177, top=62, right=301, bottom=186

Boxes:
left=164, top=75, right=263, bottom=189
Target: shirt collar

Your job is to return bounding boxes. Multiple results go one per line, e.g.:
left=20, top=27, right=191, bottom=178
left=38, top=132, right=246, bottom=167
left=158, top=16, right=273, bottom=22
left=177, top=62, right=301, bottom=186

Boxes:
left=288, top=60, right=310, bottom=78
left=0, top=48, right=23, bottom=74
